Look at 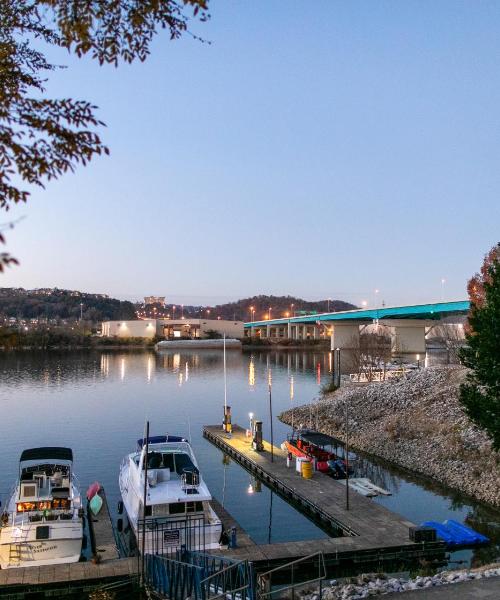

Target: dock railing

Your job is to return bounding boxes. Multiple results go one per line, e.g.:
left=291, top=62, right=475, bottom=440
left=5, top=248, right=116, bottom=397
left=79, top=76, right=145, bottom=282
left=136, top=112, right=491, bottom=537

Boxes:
left=257, top=552, right=326, bottom=600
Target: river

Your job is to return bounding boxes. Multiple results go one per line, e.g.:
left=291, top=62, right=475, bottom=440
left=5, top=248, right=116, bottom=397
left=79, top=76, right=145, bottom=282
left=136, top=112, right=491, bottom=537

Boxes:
left=0, top=349, right=497, bottom=569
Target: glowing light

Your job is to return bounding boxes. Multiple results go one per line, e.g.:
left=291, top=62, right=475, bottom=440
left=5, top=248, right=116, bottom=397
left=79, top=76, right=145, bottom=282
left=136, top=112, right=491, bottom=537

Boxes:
left=248, top=357, right=255, bottom=388
left=290, top=376, right=294, bottom=401
left=247, top=484, right=254, bottom=494
left=147, top=356, right=153, bottom=382
left=361, top=300, right=368, bottom=307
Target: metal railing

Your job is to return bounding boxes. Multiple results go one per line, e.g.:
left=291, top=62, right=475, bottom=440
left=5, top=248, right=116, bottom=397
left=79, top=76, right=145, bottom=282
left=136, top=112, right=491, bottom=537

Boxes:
left=257, top=552, right=326, bottom=600
left=349, top=369, right=406, bottom=383
left=144, top=550, right=254, bottom=600
left=137, top=514, right=206, bottom=557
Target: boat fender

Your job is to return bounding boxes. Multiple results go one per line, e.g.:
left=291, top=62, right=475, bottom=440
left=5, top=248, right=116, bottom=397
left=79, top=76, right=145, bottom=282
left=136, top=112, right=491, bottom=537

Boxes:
left=117, top=500, right=124, bottom=515
left=117, top=518, right=123, bottom=533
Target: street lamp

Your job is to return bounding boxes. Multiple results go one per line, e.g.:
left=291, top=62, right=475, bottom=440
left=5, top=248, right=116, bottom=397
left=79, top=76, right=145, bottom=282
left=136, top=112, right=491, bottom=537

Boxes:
left=416, top=354, right=421, bottom=370
left=441, top=278, right=446, bottom=302
left=327, top=297, right=331, bottom=312
left=268, top=307, right=272, bottom=320
left=249, top=306, right=255, bottom=322
left=249, top=412, right=254, bottom=433
left=173, top=305, right=176, bottom=320
left=291, top=303, right=295, bottom=317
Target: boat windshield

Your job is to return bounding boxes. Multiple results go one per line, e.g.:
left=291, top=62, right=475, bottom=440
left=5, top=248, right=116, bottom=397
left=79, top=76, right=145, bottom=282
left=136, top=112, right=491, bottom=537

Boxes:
left=144, top=451, right=198, bottom=476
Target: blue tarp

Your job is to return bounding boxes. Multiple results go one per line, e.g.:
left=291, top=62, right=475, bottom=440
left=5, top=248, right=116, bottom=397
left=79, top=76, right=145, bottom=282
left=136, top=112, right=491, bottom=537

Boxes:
left=421, top=520, right=490, bottom=547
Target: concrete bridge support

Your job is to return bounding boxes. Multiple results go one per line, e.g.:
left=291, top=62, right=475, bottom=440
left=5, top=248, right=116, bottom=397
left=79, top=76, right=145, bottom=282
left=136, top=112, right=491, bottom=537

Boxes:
left=391, top=326, right=426, bottom=356
left=330, top=324, right=360, bottom=351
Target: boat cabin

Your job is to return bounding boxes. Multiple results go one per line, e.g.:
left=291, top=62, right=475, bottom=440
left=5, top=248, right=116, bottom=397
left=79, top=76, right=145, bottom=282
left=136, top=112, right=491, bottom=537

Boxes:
left=16, top=447, right=73, bottom=514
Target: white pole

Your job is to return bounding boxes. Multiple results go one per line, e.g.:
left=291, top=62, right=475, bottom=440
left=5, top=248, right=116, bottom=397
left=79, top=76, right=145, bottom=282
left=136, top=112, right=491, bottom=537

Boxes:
left=223, top=334, right=227, bottom=411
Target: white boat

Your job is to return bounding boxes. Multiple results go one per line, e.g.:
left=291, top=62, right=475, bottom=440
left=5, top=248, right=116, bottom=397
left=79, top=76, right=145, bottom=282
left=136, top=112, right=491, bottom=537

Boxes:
left=119, top=435, right=223, bottom=555
left=0, top=447, right=83, bottom=569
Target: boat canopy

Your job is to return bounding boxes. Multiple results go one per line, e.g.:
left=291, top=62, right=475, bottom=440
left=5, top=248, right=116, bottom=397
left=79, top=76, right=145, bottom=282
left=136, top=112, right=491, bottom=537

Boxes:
left=137, top=435, right=188, bottom=448
left=298, top=431, right=338, bottom=447
left=20, top=447, right=73, bottom=463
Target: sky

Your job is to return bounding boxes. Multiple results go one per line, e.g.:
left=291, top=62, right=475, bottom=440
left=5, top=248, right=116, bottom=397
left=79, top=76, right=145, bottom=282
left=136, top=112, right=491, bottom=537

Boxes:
left=2, top=0, right=499, bottom=307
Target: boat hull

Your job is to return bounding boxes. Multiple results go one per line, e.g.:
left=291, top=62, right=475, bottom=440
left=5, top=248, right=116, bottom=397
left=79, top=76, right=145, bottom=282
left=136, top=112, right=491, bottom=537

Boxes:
left=0, top=532, right=82, bottom=569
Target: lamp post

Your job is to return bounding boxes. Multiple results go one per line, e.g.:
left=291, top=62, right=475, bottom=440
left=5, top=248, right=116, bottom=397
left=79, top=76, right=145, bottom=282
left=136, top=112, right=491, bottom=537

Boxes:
left=268, top=370, right=274, bottom=462
left=269, top=307, right=272, bottom=321
left=417, top=354, right=421, bottom=370
left=345, top=398, right=350, bottom=511
left=250, top=306, right=255, bottom=322
left=173, top=305, right=176, bottom=320
left=79, top=303, right=83, bottom=321
left=327, top=297, right=331, bottom=312
left=291, top=303, right=295, bottom=317
left=181, top=304, right=184, bottom=319
left=441, top=278, right=446, bottom=302
left=249, top=412, right=254, bottom=434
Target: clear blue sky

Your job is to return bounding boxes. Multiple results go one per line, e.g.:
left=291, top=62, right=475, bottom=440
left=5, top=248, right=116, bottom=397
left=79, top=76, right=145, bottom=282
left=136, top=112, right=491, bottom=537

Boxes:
left=2, top=0, right=499, bottom=307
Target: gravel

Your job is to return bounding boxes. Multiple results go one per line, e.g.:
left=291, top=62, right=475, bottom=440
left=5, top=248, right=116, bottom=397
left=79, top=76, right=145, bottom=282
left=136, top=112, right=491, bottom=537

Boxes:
left=279, top=366, right=500, bottom=507
left=298, top=565, right=500, bottom=599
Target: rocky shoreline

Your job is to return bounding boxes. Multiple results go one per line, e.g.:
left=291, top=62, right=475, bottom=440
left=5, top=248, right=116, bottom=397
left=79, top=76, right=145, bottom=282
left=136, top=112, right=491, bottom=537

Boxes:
left=279, top=366, right=500, bottom=507
left=299, top=564, right=500, bottom=599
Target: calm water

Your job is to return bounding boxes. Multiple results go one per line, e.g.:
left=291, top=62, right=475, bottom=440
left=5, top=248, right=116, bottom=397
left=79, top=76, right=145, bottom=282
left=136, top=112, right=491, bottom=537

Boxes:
left=0, top=350, right=498, bottom=567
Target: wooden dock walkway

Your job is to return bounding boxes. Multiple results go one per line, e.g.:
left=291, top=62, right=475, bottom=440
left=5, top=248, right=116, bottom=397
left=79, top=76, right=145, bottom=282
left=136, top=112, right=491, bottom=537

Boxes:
left=204, top=425, right=446, bottom=568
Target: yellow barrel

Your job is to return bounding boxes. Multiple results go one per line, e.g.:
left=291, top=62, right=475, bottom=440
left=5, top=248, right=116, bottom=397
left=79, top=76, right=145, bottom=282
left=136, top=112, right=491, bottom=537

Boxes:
left=301, top=460, right=313, bottom=479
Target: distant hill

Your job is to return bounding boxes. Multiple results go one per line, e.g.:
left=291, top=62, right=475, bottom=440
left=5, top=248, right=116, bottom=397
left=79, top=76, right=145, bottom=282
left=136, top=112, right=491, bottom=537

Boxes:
left=0, top=288, right=136, bottom=322
left=140, top=295, right=357, bottom=321
left=210, top=295, right=357, bottom=321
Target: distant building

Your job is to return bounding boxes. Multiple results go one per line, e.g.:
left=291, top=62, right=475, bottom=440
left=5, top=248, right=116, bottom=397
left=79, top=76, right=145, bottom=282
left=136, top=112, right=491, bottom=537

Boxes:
left=144, top=296, right=165, bottom=306
left=101, top=318, right=244, bottom=340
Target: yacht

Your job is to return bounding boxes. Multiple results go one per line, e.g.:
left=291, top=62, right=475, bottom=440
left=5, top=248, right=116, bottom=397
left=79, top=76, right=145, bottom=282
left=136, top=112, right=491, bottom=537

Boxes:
left=0, top=447, right=83, bottom=569
left=119, top=435, right=222, bottom=555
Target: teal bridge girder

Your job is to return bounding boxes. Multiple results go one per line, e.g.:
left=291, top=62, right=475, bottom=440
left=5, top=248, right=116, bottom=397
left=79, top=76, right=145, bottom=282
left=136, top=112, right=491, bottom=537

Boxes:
left=244, top=300, right=470, bottom=329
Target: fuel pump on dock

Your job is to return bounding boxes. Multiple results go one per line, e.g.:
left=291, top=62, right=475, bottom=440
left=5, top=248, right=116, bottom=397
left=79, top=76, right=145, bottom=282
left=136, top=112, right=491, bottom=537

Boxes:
left=252, top=420, right=264, bottom=451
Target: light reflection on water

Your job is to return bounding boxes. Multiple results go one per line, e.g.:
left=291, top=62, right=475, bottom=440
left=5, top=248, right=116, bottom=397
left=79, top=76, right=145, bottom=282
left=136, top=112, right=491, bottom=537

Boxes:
left=0, top=350, right=498, bottom=562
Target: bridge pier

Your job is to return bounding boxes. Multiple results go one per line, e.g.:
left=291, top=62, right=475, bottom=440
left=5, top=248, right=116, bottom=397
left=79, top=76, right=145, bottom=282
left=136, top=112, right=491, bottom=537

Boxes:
left=330, top=323, right=361, bottom=351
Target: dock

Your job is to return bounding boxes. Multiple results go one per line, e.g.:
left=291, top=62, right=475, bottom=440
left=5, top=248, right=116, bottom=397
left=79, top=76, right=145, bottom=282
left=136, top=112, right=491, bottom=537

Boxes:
left=204, top=425, right=446, bottom=569
left=0, top=488, right=137, bottom=596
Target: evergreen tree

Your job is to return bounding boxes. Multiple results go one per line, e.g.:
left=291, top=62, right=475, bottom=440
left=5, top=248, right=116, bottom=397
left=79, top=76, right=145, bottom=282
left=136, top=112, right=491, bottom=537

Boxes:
left=460, top=248, right=500, bottom=450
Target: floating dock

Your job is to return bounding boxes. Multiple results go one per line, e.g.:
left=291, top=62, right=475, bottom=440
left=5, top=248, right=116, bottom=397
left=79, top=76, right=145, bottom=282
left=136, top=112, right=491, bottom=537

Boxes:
left=204, top=425, right=446, bottom=569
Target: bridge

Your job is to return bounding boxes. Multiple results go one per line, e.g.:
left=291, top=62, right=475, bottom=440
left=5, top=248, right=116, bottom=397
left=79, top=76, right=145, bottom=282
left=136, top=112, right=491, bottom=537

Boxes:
left=244, top=300, right=470, bottom=358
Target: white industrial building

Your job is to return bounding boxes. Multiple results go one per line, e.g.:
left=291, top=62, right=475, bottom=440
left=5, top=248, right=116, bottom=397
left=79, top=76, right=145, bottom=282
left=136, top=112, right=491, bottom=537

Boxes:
left=101, top=318, right=244, bottom=340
